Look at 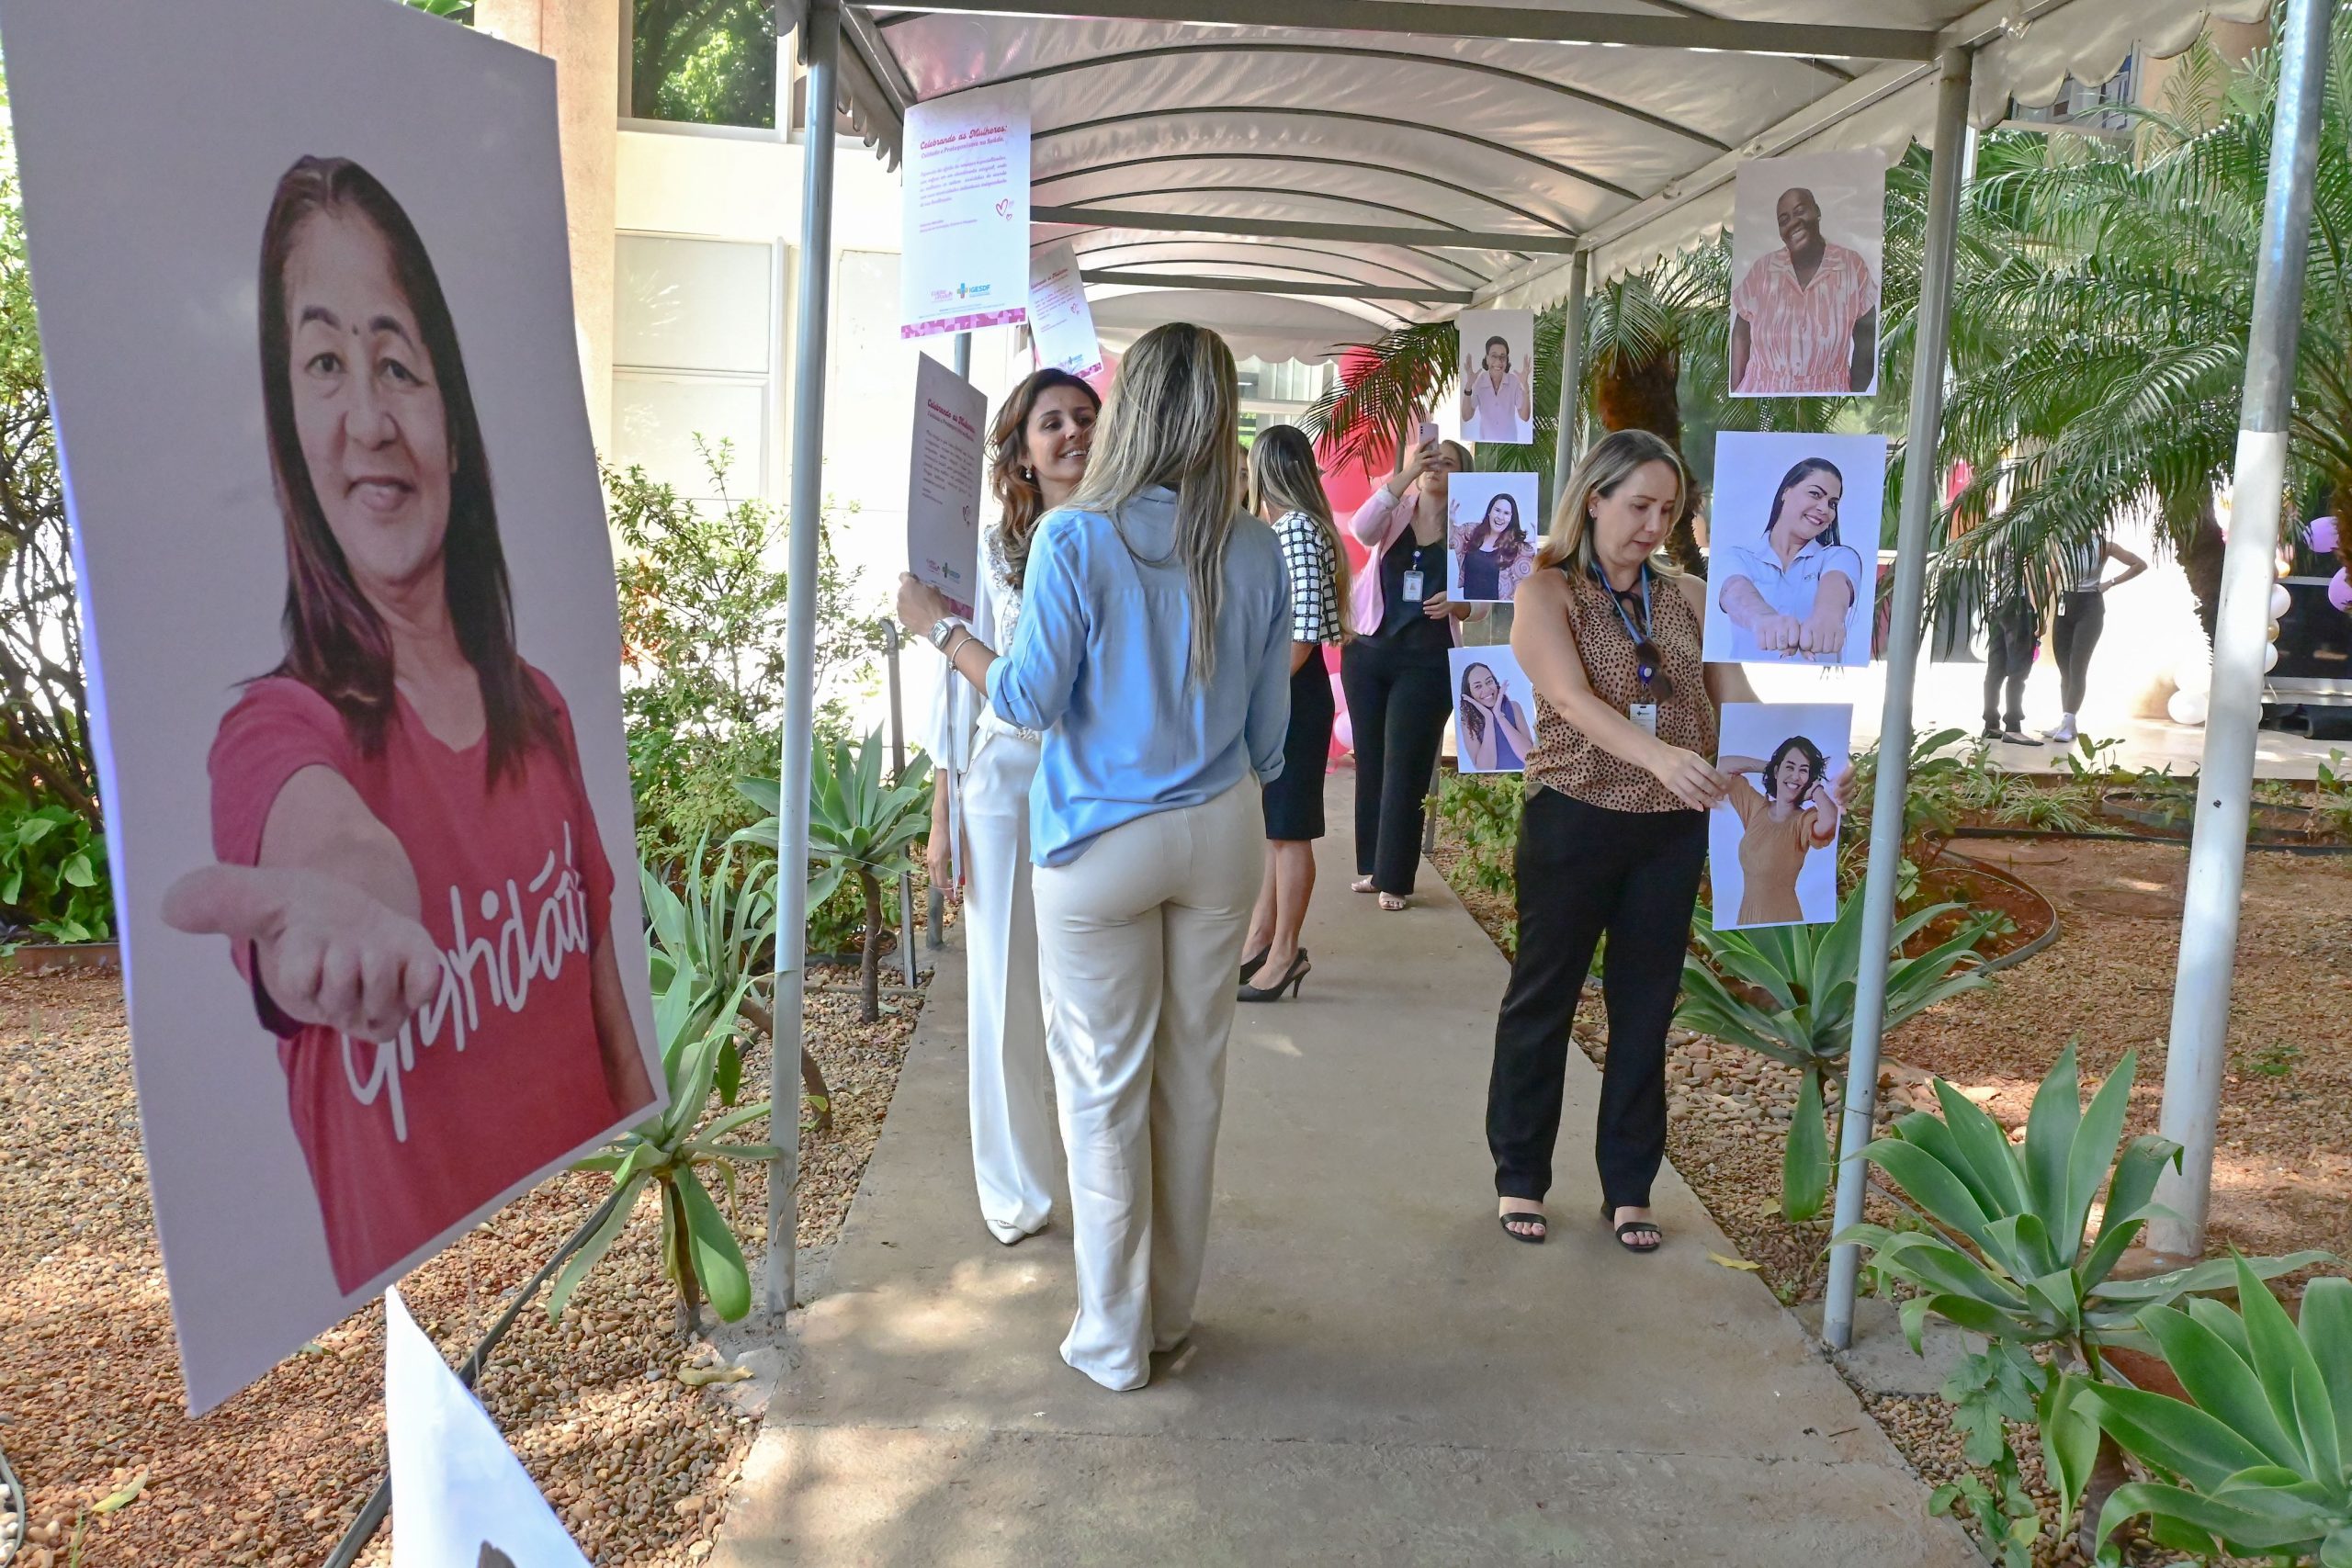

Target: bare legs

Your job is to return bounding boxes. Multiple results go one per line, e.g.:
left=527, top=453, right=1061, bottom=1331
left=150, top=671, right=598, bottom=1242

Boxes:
left=1243, top=840, right=1317, bottom=975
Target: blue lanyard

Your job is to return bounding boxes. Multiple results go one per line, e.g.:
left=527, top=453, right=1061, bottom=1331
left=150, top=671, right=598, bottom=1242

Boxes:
left=1591, top=564, right=1658, bottom=682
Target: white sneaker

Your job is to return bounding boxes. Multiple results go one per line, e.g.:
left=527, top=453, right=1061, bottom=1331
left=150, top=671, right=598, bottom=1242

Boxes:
left=2041, top=720, right=2077, bottom=745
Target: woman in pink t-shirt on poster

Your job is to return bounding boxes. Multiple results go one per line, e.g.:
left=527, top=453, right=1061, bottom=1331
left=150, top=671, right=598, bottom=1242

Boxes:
left=164, top=156, right=653, bottom=1293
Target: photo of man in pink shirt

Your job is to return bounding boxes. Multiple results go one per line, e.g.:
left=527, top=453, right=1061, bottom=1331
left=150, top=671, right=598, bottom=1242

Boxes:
left=1728, top=152, right=1884, bottom=399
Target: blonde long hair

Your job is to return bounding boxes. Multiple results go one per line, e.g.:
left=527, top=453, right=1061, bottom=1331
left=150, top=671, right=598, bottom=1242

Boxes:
left=1536, top=428, right=1689, bottom=576
left=1247, top=424, right=1351, bottom=641
left=1066, top=322, right=1242, bottom=683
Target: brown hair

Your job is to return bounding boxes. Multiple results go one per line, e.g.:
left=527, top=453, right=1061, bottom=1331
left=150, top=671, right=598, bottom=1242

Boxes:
left=257, top=155, right=555, bottom=784
left=986, top=367, right=1102, bottom=582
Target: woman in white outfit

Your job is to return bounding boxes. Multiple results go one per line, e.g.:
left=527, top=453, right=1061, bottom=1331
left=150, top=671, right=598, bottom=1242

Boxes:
left=898, top=323, right=1292, bottom=1392
left=1459, top=334, right=1532, bottom=443
left=920, top=367, right=1101, bottom=1244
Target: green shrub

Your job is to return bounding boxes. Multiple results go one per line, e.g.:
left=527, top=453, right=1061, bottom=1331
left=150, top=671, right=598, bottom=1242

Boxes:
left=0, top=795, right=109, bottom=946
left=607, top=446, right=879, bottom=868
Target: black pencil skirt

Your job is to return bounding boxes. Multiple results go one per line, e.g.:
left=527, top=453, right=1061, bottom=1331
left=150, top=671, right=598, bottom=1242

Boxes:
left=1262, top=656, right=1335, bottom=840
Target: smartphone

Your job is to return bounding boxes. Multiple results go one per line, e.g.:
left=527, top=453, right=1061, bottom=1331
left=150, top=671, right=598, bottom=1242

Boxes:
left=1418, top=421, right=1439, bottom=448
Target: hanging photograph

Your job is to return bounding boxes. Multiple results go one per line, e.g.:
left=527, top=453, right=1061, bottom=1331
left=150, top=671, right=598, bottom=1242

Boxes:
left=1728, top=150, right=1884, bottom=398
left=1709, top=703, right=1854, bottom=931
left=1454, top=308, right=1536, bottom=446
left=1449, top=647, right=1539, bottom=774
left=1703, top=431, right=1884, bottom=667
left=0, top=0, right=662, bottom=1412
left=1444, top=471, right=1541, bottom=604
left=900, top=82, right=1033, bottom=340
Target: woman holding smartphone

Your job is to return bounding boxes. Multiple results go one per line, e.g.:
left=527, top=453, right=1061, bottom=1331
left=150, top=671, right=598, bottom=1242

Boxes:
left=919, top=367, right=1101, bottom=1245
left=1485, top=430, right=1760, bottom=1255
left=1342, top=434, right=1477, bottom=910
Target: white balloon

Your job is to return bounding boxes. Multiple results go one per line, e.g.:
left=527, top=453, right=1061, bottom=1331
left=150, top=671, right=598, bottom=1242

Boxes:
left=2270, top=582, right=2293, bottom=619
left=2265, top=641, right=2280, bottom=672
left=2167, top=689, right=2210, bottom=726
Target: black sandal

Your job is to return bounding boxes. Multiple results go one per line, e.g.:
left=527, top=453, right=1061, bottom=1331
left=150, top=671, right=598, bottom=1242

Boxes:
left=1238, top=948, right=1270, bottom=983
left=1602, top=1204, right=1661, bottom=1253
left=1498, top=1208, right=1547, bottom=1245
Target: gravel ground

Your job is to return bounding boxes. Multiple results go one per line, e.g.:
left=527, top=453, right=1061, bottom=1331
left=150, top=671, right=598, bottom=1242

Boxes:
left=1429, top=818, right=2352, bottom=1568
left=0, top=950, right=927, bottom=1568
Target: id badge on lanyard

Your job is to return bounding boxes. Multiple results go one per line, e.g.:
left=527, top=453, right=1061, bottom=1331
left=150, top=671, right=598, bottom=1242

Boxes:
left=1629, top=703, right=1660, bottom=738
left=1400, top=570, right=1426, bottom=604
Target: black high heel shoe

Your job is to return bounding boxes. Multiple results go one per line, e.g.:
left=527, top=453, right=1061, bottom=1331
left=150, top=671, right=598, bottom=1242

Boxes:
left=1238, top=947, right=1270, bottom=983
left=1238, top=951, right=1309, bottom=1002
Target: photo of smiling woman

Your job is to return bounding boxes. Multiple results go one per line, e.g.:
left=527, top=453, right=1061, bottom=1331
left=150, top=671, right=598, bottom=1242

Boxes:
left=1708, top=703, right=1853, bottom=930
left=1450, top=649, right=1536, bottom=774
left=161, top=156, right=655, bottom=1294
left=1703, top=433, right=1884, bottom=668
left=1447, top=473, right=1539, bottom=605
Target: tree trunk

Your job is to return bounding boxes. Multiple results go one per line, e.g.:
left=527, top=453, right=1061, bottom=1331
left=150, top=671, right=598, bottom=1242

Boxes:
left=856, top=866, right=884, bottom=1023
left=1592, top=346, right=1706, bottom=574
left=2075, top=1432, right=2131, bottom=1561
left=735, top=991, right=832, bottom=1132
left=2182, top=494, right=2225, bottom=646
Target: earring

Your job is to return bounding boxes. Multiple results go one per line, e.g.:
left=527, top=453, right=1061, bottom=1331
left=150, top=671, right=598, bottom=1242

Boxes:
left=1021, top=466, right=1034, bottom=480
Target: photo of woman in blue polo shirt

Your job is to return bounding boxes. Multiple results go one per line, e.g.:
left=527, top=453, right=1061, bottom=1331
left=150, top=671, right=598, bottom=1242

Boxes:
left=1704, top=437, right=1881, bottom=668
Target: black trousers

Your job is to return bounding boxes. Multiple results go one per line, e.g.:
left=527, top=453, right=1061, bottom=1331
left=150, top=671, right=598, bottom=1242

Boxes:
left=1487, top=788, right=1707, bottom=1210
left=1340, top=634, right=1451, bottom=895
left=2052, top=590, right=2106, bottom=716
left=1982, top=599, right=2038, bottom=731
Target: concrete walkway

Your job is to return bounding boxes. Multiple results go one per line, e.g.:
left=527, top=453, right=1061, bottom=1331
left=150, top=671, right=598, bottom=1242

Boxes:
left=715, top=778, right=1976, bottom=1567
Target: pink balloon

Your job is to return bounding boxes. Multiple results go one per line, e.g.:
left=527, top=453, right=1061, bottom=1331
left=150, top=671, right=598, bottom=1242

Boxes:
left=1329, top=671, right=1353, bottom=758
left=2330, top=569, right=2352, bottom=613
left=2309, top=515, right=2340, bottom=554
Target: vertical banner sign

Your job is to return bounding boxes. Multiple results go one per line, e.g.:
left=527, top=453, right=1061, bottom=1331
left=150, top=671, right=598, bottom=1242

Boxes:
left=385, top=1289, right=590, bottom=1568
left=901, top=83, right=1033, bottom=340
left=1026, top=240, right=1104, bottom=381
left=907, top=355, right=989, bottom=618
left=0, top=0, right=663, bottom=1412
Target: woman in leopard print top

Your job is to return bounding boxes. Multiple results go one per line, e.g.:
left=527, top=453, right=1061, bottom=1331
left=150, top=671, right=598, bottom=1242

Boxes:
left=1486, top=430, right=1800, bottom=1256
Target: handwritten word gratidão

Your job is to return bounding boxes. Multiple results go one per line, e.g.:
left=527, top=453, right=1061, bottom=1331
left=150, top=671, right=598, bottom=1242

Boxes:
left=339, top=825, right=592, bottom=1142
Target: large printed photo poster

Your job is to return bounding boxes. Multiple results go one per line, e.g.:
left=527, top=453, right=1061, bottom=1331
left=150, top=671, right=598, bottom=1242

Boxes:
left=1729, top=150, right=1884, bottom=399
left=0, top=0, right=662, bottom=1411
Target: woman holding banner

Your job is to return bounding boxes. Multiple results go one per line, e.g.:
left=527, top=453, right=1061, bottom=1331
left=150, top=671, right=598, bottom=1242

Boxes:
left=920, top=367, right=1101, bottom=1244
left=898, top=322, right=1291, bottom=1392
left=164, top=156, right=653, bottom=1293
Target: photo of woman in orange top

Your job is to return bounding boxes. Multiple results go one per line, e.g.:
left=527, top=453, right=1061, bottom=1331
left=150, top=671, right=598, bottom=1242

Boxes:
left=163, top=155, right=654, bottom=1292
left=1716, top=736, right=1852, bottom=927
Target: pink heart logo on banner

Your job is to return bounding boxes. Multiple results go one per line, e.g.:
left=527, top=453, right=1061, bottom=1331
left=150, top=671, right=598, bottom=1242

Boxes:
left=995, top=198, right=1012, bottom=220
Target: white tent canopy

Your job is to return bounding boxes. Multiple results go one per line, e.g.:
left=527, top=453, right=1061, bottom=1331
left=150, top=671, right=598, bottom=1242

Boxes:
left=816, top=0, right=2268, bottom=338
left=763, top=0, right=2324, bottom=1353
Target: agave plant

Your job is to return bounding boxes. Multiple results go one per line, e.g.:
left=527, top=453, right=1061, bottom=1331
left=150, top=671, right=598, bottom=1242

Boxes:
left=2062, top=1256, right=2352, bottom=1567
left=1838, top=1045, right=2332, bottom=1562
left=1676, top=886, right=1996, bottom=1220
left=642, top=839, right=830, bottom=1129
left=738, top=728, right=933, bottom=1022
left=553, top=976, right=778, bottom=1330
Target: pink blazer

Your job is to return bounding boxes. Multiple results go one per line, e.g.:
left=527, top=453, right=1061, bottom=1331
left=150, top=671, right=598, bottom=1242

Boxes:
left=1347, top=485, right=1484, bottom=644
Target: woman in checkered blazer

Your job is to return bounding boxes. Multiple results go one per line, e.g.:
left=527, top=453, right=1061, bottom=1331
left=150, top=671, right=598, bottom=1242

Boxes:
left=1237, top=424, right=1349, bottom=1002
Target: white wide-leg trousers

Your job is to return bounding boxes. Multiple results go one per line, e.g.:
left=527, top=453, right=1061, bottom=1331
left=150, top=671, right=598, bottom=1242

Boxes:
left=1032, top=781, right=1265, bottom=1391
left=960, top=732, right=1058, bottom=1243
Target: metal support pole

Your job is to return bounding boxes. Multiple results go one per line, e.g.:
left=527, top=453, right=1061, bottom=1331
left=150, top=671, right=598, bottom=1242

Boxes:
left=953, top=329, right=972, bottom=379
left=765, top=0, right=840, bottom=1325
left=881, top=621, right=919, bottom=988
left=2153, top=0, right=2333, bottom=1258
left=1550, top=248, right=1589, bottom=513
left=1822, top=45, right=1973, bottom=1352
